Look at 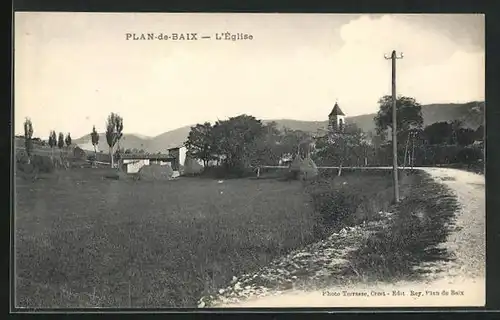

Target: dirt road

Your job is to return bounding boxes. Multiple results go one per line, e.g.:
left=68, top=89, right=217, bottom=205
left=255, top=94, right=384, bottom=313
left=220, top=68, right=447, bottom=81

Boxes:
left=420, top=168, right=485, bottom=280
left=211, top=168, right=485, bottom=308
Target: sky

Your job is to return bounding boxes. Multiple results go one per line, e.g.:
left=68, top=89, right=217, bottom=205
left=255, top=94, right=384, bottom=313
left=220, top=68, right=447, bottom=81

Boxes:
left=14, top=13, right=484, bottom=139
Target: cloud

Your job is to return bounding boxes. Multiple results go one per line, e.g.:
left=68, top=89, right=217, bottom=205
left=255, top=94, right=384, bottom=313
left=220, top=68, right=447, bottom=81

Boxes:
left=325, top=15, right=485, bottom=107
left=338, top=15, right=458, bottom=65
left=402, top=50, right=485, bottom=102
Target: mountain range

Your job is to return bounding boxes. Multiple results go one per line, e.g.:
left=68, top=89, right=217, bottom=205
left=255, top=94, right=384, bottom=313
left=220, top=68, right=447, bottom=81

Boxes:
left=73, top=101, right=484, bottom=153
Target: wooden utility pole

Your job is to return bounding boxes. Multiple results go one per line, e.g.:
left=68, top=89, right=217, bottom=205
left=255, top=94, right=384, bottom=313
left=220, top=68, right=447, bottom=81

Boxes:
left=410, top=131, right=416, bottom=169
left=384, top=50, right=404, bottom=203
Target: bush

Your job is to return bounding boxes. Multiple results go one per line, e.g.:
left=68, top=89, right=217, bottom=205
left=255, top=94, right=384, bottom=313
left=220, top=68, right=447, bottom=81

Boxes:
left=454, top=146, right=483, bottom=164
left=16, top=151, right=30, bottom=165
left=305, top=170, right=407, bottom=229
left=358, top=142, right=485, bottom=168
left=16, top=154, right=54, bottom=174
left=308, top=188, right=356, bottom=226
left=16, top=161, right=39, bottom=181
left=31, top=155, right=55, bottom=173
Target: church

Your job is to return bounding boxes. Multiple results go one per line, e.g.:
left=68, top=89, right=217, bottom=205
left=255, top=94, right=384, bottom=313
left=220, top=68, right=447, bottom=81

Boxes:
left=327, top=101, right=346, bottom=133
left=284, top=101, right=349, bottom=172
left=311, top=101, right=347, bottom=140
left=295, top=101, right=347, bottom=160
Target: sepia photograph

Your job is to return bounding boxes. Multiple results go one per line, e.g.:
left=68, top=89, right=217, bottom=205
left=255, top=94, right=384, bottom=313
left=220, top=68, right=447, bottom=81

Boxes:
left=13, top=12, right=485, bottom=309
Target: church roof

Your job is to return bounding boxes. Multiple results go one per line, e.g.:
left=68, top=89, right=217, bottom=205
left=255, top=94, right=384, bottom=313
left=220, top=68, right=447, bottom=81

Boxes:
left=329, top=102, right=345, bottom=117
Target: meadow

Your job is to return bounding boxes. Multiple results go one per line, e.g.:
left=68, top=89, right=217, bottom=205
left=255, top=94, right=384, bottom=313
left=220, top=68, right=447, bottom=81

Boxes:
left=15, top=169, right=324, bottom=308
left=15, top=167, right=457, bottom=308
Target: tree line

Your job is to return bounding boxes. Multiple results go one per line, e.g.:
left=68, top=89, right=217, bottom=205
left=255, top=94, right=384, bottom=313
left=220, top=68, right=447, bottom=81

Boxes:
left=21, top=96, right=483, bottom=173
left=372, top=96, right=483, bottom=168
left=21, top=117, right=73, bottom=165
left=184, top=114, right=374, bottom=175
left=184, top=95, right=484, bottom=175
left=184, top=115, right=323, bottom=173
left=21, top=112, right=125, bottom=169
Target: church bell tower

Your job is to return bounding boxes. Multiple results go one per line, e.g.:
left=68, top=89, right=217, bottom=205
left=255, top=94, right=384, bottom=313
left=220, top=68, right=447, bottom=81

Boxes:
left=328, top=101, right=346, bottom=133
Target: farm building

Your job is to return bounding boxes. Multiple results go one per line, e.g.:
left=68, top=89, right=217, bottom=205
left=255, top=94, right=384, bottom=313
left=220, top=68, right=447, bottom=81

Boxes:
left=167, top=146, right=186, bottom=171
left=167, top=146, right=218, bottom=169
left=120, top=153, right=176, bottom=173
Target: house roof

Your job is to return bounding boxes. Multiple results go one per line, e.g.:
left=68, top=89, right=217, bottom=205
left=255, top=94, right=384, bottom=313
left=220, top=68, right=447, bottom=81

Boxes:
left=121, top=153, right=175, bottom=161
left=329, top=102, right=345, bottom=117
left=76, top=142, right=98, bottom=152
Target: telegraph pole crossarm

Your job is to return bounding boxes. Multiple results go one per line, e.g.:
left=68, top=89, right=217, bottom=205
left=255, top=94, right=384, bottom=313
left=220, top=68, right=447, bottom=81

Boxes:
left=384, top=50, right=404, bottom=203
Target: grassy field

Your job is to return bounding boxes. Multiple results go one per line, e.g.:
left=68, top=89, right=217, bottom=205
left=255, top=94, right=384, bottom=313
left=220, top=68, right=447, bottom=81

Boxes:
left=15, top=167, right=457, bottom=308
left=15, top=169, right=324, bottom=308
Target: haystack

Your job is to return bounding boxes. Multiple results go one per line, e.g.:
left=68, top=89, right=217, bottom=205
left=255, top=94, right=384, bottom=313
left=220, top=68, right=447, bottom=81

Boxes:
left=183, top=156, right=204, bottom=176
left=138, top=163, right=174, bottom=181
left=289, top=154, right=318, bottom=180
left=73, top=146, right=87, bottom=160
left=289, top=154, right=303, bottom=172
